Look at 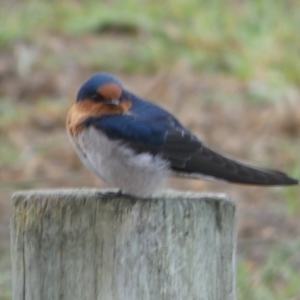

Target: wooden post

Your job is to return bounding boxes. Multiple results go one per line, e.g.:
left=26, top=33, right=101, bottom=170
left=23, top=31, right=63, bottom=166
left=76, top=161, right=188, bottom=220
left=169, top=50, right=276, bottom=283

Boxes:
left=11, top=189, right=236, bottom=300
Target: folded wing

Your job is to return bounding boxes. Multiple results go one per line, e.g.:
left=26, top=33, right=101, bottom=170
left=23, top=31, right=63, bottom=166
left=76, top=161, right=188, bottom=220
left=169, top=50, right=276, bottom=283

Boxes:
left=163, top=129, right=298, bottom=185
left=82, top=114, right=298, bottom=186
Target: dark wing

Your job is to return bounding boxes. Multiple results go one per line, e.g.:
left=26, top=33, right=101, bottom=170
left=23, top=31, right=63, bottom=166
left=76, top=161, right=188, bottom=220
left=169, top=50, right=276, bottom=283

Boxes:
left=81, top=114, right=168, bottom=155
left=162, top=129, right=298, bottom=186
left=82, top=115, right=298, bottom=186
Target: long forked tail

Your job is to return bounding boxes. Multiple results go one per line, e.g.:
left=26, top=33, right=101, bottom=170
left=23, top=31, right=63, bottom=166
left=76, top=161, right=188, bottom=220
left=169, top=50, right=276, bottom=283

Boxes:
left=208, top=159, right=299, bottom=186
left=172, top=143, right=299, bottom=186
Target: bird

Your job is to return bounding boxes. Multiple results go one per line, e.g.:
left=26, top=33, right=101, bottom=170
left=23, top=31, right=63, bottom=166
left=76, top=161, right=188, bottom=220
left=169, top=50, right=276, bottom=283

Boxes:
left=66, top=73, right=298, bottom=197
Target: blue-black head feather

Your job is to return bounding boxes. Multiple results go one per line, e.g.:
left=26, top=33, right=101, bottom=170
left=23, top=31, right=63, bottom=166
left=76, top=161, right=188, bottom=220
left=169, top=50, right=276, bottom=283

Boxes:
left=76, top=73, right=122, bottom=102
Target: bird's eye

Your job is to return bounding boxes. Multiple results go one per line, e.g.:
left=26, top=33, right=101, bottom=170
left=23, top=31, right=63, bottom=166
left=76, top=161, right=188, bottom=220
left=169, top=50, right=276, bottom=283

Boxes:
left=91, top=93, right=105, bottom=102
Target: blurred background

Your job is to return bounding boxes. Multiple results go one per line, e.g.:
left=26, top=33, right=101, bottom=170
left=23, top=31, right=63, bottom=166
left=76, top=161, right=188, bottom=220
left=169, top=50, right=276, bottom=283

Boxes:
left=1, top=0, right=300, bottom=299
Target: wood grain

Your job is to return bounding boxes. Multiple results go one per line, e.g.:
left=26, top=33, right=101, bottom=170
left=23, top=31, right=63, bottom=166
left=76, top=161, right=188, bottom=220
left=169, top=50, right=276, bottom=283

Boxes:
left=11, top=189, right=236, bottom=300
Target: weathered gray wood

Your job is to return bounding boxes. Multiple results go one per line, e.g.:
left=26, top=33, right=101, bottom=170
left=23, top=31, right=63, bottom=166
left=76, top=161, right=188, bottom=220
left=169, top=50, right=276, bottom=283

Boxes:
left=11, top=189, right=236, bottom=300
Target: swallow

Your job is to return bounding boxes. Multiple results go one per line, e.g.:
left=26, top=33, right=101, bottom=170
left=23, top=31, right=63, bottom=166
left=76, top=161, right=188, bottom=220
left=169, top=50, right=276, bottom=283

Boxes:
left=66, top=73, right=298, bottom=197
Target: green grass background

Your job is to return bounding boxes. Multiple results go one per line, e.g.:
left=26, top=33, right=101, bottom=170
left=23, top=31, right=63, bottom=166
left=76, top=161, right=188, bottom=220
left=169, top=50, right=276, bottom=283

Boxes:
left=2, top=0, right=300, bottom=84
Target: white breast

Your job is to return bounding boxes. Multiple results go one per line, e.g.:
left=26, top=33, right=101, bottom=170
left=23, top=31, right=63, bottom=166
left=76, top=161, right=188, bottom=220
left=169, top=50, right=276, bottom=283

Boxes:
left=68, top=127, right=170, bottom=197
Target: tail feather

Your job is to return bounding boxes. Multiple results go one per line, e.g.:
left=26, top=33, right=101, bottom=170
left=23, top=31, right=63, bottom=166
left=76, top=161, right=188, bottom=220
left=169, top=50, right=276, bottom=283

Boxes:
left=171, top=145, right=298, bottom=186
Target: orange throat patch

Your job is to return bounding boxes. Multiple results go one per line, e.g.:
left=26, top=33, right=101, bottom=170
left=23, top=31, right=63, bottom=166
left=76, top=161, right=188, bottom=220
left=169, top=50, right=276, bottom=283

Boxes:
left=66, top=99, right=131, bottom=137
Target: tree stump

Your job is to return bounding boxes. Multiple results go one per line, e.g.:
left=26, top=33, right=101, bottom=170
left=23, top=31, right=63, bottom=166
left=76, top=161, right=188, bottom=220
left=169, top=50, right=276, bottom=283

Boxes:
left=11, top=189, right=236, bottom=300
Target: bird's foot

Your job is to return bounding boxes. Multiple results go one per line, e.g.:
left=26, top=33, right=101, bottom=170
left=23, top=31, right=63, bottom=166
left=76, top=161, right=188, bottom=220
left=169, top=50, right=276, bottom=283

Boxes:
left=97, top=190, right=139, bottom=202
left=99, top=189, right=123, bottom=200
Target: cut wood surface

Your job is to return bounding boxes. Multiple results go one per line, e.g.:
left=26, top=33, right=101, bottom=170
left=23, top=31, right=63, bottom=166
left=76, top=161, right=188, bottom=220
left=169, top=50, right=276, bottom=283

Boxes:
left=11, top=189, right=236, bottom=300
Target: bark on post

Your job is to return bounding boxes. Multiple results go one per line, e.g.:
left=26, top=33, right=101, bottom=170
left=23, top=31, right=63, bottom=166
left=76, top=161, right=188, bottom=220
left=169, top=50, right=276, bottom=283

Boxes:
left=11, top=189, right=236, bottom=300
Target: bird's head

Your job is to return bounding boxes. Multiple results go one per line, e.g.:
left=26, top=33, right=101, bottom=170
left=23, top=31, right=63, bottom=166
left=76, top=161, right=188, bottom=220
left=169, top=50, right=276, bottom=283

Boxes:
left=75, top=73, right=131, bottom=116
left=77, top=73, right=123, bottom=105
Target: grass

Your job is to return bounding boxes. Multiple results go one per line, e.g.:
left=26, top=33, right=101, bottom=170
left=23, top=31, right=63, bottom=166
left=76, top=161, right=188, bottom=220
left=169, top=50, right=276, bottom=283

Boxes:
left=1, top=0, right=300, bottom=87
left=238, top=241, right=300, bottom=300
left=0, top=250, right=11, bottom=300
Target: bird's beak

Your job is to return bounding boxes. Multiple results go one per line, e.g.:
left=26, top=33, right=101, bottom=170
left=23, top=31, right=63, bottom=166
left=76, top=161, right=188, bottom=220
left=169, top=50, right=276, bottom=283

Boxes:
left=108, top=99, right=120, bottom=106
